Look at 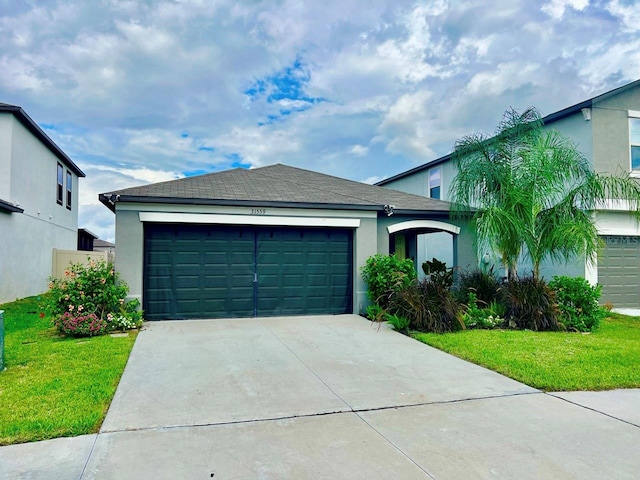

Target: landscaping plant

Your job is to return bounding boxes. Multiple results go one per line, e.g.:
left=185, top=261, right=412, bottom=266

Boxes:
left=422, top=258, right=453, bottom=288
left=455, top=267, right=501, bottom=305
left=503, top=275, right=559, bottom=331
left=389, top=277, right=463, bottom=333
left=44, top=259, right=143, bottom=337
left=361, top=254, right=416, bottom=308
left=549, top=276, right=606, bottom=332
left=461, top=292, right=504, bottom=329
left=365, top=303, right=385, bottom=322
left=450, top=107, right=640, bottom=280
left=385, top=313, right=411, bottom=334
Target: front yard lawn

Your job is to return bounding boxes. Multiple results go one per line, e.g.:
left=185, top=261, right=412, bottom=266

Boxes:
left=413, top=313, right=640, bottom=391
left=0, top=296, right=137, bottom=445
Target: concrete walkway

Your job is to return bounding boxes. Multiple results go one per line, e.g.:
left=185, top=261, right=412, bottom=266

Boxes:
left=2, top=315, right=639, bottom=479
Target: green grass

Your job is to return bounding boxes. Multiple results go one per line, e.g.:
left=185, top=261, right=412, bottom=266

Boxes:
left=413, top=313, right=640, bottom=392
left=0, top=296, right=137, bottom=445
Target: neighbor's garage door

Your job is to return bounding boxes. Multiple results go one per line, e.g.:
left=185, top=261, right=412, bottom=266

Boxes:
left=598, top=235, right=640, bottom=308
left=144, top=224, right=353, bottom=320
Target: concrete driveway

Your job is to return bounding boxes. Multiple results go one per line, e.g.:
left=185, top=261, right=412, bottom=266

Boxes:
left=2, top=314, right=640, bottom=479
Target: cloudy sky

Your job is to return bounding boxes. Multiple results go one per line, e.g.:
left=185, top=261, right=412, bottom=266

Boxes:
left=1, top=0, right=639, bottom=242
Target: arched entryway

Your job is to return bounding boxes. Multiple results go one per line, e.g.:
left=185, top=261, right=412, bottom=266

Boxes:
left=387, top=220, right=460, bottom=275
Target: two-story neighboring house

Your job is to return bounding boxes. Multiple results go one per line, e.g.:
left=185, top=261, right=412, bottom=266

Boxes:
left=378, top=79, right=640, bottom=310
left=0, top=103, right=85, bottom=303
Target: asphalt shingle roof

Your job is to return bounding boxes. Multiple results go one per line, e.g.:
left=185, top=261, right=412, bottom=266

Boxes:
left=100, top=163, right=451, bottom=214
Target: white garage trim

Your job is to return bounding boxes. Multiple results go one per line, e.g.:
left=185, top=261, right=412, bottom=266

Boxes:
left=138, top=212, right=361, bottom=228
left=387, top=220, right=460, bottom=235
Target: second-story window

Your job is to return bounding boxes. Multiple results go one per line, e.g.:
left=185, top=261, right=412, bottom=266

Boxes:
left=66, top=171, right=72, bottom=210
left=56, top=163, right=63, bottom=205
left=429, top=167, right=441, bottom=199
left=631, top=117, right=640, bottom=170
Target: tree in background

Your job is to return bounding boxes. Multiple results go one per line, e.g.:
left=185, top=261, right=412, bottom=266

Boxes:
left=449, top=107, right=640, bottom=280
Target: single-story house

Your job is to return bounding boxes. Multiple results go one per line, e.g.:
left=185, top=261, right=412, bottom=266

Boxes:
left=99, top=164, right=475, bottom=320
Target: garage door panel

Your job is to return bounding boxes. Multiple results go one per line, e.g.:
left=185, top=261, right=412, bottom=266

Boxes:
left=598, top=235, right=640, bottom=308
left=256, top=227, right=352, bottom=317
left=144, top=224, right=254, bottom=320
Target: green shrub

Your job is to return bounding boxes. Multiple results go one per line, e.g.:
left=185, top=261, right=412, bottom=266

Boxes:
left=386, top=313, right=411, bottom=333
left=503, top=276, right=559, bottom=331
left=422, top=258, right=453, bottom=289
left=361, top=254, right=416, bottom=308
left=44, top=260, right=143, bottom=337
left=365, top=303, right=385, bottom=322
left=462, top=292, right=504, bottom=329
left=455, top=267, right=501, bottom=304
left=389, top=278, right=464, bottom=333
left=548, top=276, right=606, bottom=332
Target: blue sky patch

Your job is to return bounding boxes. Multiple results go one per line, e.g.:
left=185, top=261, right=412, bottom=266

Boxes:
left=244, top=58, right=325, bottom=124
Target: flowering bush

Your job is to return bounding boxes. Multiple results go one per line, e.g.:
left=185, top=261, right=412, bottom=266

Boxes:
left=462, top=292, right=505, bottom=329
left=44, top=259, right=143, bottom=337
left=53, top=312, right=109, bottom=337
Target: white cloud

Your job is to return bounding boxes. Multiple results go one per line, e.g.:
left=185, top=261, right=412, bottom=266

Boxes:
left=465, top=62, right=541, bottom=97
left=606, top=0, right=640, bottom=33
left=349, top=144, right=369, bottom=156
left=542, top=0, right=589, bottom=20
left=0, top=0, right=636, bottom=243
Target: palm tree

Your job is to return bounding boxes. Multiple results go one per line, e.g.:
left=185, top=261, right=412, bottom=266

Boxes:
left=450, top=107, right=640, bottom=280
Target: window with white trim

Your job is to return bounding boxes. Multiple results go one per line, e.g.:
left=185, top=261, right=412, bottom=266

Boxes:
left=66, top=170, right=72, bottom=210
left=631, top=117, right=640, bottom=171
left=428, top=167, right=441, bottom=199
left=56, top=163, right=63, bottom=205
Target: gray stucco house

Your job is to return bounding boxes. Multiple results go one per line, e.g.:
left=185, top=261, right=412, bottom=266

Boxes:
left=0, top=103, right=85, bottom=303
left=99, top=164, right=474, bottom=320
left=378, top=79, right=640, bottom=310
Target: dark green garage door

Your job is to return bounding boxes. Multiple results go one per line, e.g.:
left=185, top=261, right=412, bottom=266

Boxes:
left=144, top=224, right=353, bottom=320
left=598, top=235, right=640, bottom=308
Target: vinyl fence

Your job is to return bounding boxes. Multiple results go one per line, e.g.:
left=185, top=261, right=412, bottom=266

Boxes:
left=51, top=249, right=115, bottom=280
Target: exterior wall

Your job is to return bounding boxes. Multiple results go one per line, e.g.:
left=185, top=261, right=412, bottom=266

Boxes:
left=0, top=114, right=12, bottom=200
left=114, top=202, right=381, bottom=316
left=592, top=86, right=640, bottom=174
left=382, top=161, right=457, bottom=201
left=0, top=116, right=80, bottom=304
left=546, top=113, right=594, bottom=165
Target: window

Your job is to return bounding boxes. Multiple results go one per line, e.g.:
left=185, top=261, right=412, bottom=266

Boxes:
left=66, top=171, right=72, bottom=210
left=631, top=117, right=640, bottom=170
left=428, top=167, right=441, bottom=199
left=56, top=163, right=63, bottom=205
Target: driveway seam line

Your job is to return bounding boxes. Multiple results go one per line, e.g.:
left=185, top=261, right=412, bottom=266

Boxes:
left=77, top=434, right=99, bottom=480
left=354, top=411, right=437, bottom=480
left=256, top=318, right=356, bottom=411
left=546, top=393, right=640, bottom=428
left=99, top=391, right=542, bottom=435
